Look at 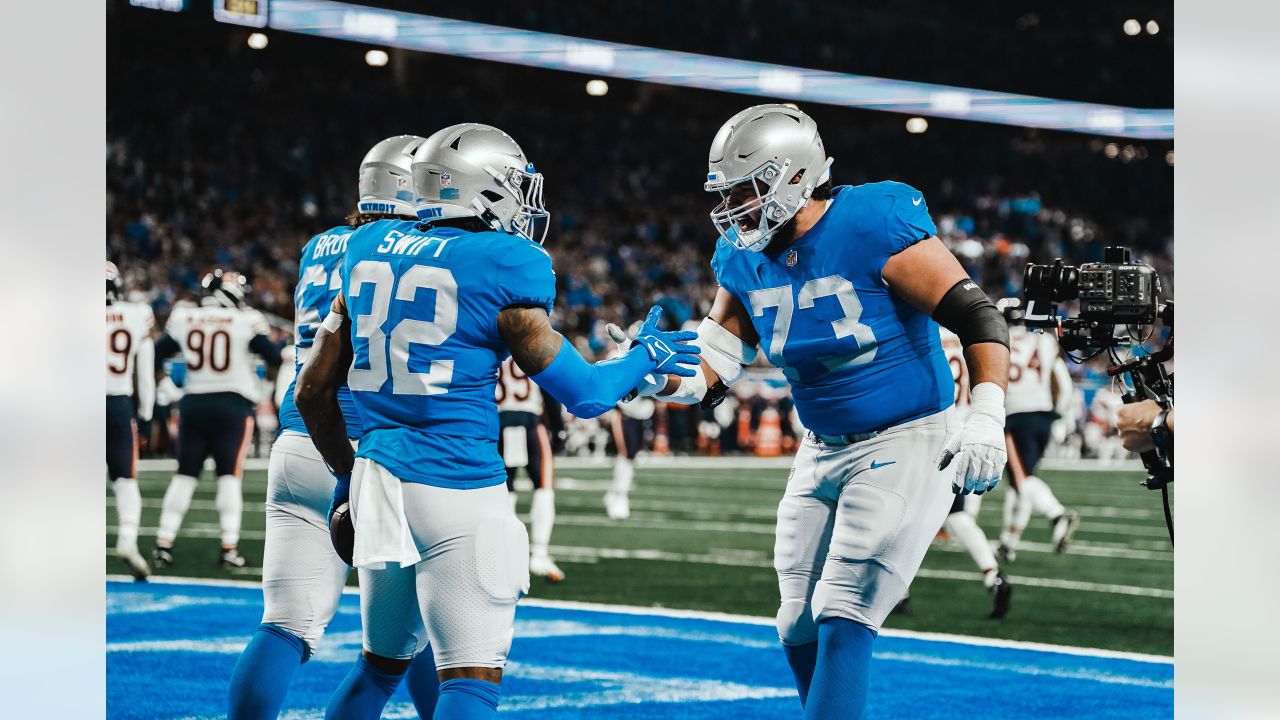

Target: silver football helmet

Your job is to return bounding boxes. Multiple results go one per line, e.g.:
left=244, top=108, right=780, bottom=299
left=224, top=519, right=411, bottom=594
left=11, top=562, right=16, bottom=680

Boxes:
left=412, top=123, right=549, bottom=244
left=357, top=135, right=427, bottom=216
left=704, top=104, right=833, bottom=252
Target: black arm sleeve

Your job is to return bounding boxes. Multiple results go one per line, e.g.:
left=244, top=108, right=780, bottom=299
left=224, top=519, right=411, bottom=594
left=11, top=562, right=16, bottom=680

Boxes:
left=931, top=279, right=1009, bottom=348
left=153, top=333, right=181, bottom=370
left=249, top=333, right=285, bottom=367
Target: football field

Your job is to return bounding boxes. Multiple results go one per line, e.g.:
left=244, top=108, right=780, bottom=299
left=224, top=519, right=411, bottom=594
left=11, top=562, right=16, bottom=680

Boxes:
left=106, top=455, right=1172, bottom=718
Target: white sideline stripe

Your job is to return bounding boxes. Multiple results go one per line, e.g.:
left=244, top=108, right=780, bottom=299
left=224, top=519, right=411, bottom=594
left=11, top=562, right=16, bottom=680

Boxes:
left=136, top=456, right=1145, bottom=473
left=107, top=574, right=1171, bottom=664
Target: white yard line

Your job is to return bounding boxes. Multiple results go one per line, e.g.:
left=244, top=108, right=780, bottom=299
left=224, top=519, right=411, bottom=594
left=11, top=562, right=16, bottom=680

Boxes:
left=107, top=574, right=1171, bottom=664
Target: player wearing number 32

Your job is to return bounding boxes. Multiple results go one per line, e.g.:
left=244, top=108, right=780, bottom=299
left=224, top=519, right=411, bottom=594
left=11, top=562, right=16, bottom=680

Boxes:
left=636, top=104, right=1011, bottom=719
left=152, top=268, right=283, bottom=570
left=296, top=123, right=700, bottom=720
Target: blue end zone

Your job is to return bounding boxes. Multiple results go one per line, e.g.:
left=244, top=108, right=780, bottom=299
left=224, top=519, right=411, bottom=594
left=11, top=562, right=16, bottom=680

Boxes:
left=107, top=579, right=1171, bottom=719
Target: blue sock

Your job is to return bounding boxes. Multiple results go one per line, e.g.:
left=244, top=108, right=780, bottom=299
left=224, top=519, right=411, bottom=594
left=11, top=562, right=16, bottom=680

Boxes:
left=804, top=618, right=876, bottom=720
left=434, top=678, right=501, bottom=720
left=325, top=655, right=404, bottom=720
left=228, top=623, right=306, bottom=720
left=406, top=646, right=440, bottom=718
left=782, top=641, right=819, bottom=707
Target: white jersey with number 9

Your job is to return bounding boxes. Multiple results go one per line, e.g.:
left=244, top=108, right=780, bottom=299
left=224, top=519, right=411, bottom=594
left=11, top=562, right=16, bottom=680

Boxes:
left=495, top=356, right=543, bottom=415
left=106, top=301, right=155, bottom=397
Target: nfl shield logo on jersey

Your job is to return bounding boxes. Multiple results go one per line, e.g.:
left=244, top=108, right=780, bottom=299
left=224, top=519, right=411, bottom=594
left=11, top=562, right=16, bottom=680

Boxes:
left=440, top=172, right=453, bottom=188
left=786, top=249, right=799, bottom=267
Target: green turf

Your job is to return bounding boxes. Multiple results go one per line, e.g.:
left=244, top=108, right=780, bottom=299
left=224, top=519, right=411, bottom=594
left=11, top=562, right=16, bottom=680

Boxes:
left=107, top=460, right=1172, bottom=656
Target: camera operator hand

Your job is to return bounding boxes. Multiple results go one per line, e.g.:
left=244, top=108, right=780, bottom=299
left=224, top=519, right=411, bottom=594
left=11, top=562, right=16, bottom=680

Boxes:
left=1117, top=399, right=1174, bottom=452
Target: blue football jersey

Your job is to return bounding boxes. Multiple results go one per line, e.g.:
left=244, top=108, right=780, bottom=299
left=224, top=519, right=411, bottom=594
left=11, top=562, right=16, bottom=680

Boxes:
left=278, top=226, right=364, bottom=439
left=341, top=221, right=556, bottom=489
left=711, top=182, right=953, bottom=435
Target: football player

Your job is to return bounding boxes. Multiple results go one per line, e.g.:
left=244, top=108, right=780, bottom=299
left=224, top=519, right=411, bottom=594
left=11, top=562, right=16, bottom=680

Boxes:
left=106, top=261, right=156, bottom=580
left=996, top=300, right=1080, bottom=561
left=227, top=137, right=439, bottom=720
left=152, top=269, right=283, bottom=569
left=495, top=356, right=564, bottom=581
left=632, top=104, right=1010, bottom=718
left=295, top=123, right=700, bottom=719
left=940, top=328, right=1011, bottom=617
left=604, top=321, right=654, bottom=521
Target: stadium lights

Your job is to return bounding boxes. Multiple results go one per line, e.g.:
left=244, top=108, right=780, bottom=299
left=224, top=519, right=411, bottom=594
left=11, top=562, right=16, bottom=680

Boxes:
left=247, top=32, right=268, bottom=50
left=1166, top=150, right=1174, bottom=166
left=1123, top=19, right=1142, bottom=36
left=1146, top=20, right=1160, bottom=35
left=905, top=117, right=928, bottom=134
left=254, top=0, right=1173, bottom=139
left=365, top=49, right=389, bottom=67
left=585, top=79, right=609, bottom=96
left=1104, top=143, right=1120, bottom=159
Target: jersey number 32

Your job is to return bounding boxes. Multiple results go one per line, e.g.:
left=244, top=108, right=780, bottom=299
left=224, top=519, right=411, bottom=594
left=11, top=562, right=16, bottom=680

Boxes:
left=346, top=260, right=458, bottom=396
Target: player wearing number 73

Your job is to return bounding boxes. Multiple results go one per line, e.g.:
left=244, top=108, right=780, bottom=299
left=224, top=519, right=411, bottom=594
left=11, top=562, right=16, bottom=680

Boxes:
left=296, top=123, right=700, bottom=719
left=631, top=104, right=1011, bottom=719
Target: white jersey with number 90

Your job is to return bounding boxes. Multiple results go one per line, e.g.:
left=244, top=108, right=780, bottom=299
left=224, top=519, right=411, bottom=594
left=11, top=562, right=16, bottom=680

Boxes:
left=165, top=304, right=270, bottom=401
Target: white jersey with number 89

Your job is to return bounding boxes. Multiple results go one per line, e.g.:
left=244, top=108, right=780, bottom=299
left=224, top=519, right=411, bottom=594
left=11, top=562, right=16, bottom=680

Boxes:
left=106, top=301, right=155, bottom=397
left=165, top=304, right=270, bottom=400
left=495, top=356, right=543, bottom=415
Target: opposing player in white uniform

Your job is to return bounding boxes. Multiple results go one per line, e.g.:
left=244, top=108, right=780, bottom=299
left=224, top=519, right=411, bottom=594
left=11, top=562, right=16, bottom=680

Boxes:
left=106, top=261, right=156, bottom=580
left=227, top=136, right=440, bottom=720
left=936, top=328, right=1011, bottom=617
left=631, top=105, right=1010, bottom=718
left=152, top=270, right=283, bottom=569
left=603, top=321, right=655, bottom=521
left=496, top=356, right=565, bottom=581
left=997, top=300, right=1080, bottom=561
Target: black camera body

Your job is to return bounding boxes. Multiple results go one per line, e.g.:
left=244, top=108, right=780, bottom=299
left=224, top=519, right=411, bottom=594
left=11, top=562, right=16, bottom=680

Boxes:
left=1023, top=247, right=1162, bottom=342
left=1017, top=246, right=1174, bottom=541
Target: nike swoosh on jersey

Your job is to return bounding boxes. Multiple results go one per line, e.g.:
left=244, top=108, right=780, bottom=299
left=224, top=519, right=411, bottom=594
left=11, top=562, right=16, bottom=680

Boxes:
left=870, top=460, right=896, bottom=470
left=912, top=196, right=923, bottom=206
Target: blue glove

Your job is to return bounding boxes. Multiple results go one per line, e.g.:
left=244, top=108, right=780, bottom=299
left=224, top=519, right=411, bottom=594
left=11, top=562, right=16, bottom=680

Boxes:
left=632, top=306, right=701, bottom=377
left=328, top=472, right=351, bottom=523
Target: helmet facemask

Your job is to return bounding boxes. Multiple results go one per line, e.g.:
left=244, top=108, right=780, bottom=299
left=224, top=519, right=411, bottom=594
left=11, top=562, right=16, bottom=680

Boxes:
left=489, top=163, right=550, bottom=245
left=706, top=160, right=803, bottom=252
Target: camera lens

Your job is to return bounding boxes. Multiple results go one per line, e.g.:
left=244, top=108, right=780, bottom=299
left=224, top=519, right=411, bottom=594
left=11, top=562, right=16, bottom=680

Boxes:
left=1051, top=265, right=1080, bottom=301
left=1023, top=260, right=1080, bottom=301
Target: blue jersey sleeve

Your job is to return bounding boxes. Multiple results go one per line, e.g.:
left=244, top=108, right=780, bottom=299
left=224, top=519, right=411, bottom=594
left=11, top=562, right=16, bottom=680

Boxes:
left=879, top=182, right=937, bottom=254
left=487, top=236, right=557, bottom=312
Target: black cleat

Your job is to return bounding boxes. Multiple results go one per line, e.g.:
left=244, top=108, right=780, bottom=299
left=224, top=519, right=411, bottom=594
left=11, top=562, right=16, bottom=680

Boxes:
left=996, top=542, right=1016, bottom=564
left=219, top=548, right=247, bottom=569
left=151, top=545, right=174, bottom=569
left=891, top=594, right=913, bottom=615
left=989, top=569, right=1012, bottom=619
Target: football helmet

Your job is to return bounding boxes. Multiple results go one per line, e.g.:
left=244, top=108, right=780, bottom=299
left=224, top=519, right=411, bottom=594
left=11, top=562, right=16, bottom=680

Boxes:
left=201, top=268, right=249, bottom=309
left=106, top=260, right=122, bottom=305
left=412, top=123, right=549, bottom=244
left=704, top=104, right=833, bottom=252
left=357, top=135, right=427, bottom=217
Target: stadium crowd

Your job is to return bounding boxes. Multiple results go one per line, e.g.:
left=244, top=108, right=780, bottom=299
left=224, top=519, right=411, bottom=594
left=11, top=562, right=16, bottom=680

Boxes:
left=108, top=6, right=1172, bottom=458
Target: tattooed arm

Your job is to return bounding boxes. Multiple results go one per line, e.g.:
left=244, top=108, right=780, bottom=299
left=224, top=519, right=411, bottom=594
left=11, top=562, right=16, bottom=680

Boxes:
left=497, top=305, right=700, bottom=418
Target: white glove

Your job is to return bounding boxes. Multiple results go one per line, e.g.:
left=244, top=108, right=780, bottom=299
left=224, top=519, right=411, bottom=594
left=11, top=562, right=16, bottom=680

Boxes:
left=938, top=382, right=1008, bottom=495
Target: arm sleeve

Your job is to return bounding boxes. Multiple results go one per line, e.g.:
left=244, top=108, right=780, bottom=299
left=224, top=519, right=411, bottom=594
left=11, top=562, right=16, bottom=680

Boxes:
left=531, top=337, right=656, bottom=419
left=489, top=238, right=556, bottom=312
left=249, top=333, right=284, bottom=367
left=135, top=337, right=156, bottom=422
left=883, top=182, right=938, bottom=254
